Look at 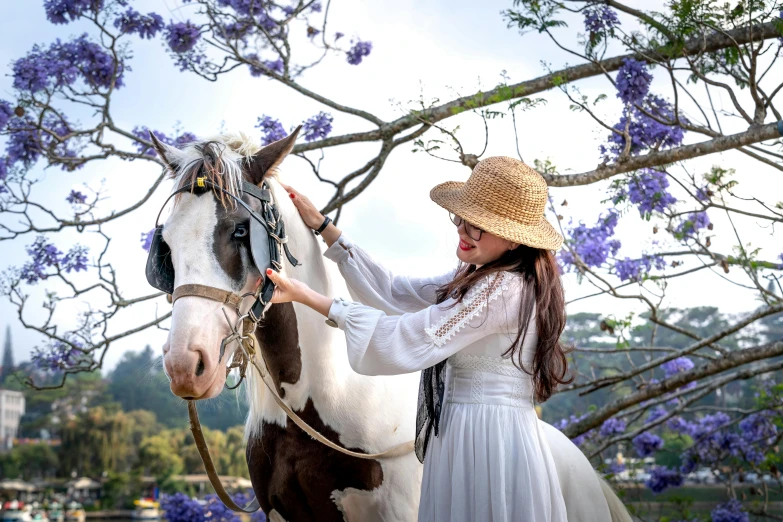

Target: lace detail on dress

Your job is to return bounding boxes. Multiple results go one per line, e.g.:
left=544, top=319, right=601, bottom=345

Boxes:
left=470, top=372, right=483, bottom=403
left=425, top=273, right=510, bottom=348
left=449, top=354, right=524, bottom=378
left=511, top=378, right=525, bottom=403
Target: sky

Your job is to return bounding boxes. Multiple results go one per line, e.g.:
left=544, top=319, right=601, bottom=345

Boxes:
left=0, top=0, right=781, bottom=371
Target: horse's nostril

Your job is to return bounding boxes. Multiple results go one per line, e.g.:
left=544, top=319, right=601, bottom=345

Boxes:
left=195, top=354, right=205, bottom=377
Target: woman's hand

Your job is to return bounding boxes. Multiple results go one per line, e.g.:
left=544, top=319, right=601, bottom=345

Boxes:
left=265, top=268, right=309, bottom=304
left=279, top=182, right=342, bottom=247
left=279, top=182, right=325, bottom=230
left=265, top=268, right=333, bottom=317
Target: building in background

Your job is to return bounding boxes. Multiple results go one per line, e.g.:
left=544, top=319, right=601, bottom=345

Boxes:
left=0, top=389, right=25, bottom=450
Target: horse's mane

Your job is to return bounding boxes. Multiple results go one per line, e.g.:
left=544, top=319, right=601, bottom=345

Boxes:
left=170, top=132, right=270, bottom=209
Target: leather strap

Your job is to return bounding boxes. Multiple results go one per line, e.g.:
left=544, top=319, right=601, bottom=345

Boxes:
left=173, top=284, right=242, bottom=308
left=188, top=401, right=261, bottom=513
left=246, top=339, right=415, bottom=460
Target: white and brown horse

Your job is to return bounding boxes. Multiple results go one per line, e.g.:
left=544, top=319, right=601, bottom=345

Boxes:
left=152, top=131, right=631, bottom=522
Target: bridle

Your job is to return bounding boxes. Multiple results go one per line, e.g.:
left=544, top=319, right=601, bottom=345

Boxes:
left=147, top=174, right=300, bottom=388
left=148, top=174, right=414, bottom=514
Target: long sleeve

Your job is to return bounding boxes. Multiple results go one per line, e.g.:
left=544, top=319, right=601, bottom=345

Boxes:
left=328, top=271, right=523, bottom=376
left=323, top=233, right=455, bottom=315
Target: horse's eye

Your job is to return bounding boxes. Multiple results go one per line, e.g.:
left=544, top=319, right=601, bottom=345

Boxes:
left=233, top=225, right=248, bottom=239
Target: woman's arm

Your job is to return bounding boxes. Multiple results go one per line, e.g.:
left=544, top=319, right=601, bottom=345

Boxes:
left=267, top=269, right=519, bottom=376
left=281, top=183, right=454, bottom=314
left=324, top=234, right=456, bottom=314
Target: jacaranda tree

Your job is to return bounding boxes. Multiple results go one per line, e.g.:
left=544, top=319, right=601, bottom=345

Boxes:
left=1, top=0, right=782, bottom=518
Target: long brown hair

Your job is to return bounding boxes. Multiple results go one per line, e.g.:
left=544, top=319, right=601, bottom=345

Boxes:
left=435, top=245, right=572, bottom=402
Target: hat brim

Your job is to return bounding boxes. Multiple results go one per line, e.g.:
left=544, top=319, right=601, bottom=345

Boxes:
left=430, top=181, right=564, bottom=251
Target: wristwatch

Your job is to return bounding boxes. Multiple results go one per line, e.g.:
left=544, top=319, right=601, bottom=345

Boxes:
left=314, top=216, right=332, bottom=236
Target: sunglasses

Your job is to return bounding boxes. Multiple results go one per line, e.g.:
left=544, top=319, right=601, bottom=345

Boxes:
left=449, top=212, right=484, bottom=241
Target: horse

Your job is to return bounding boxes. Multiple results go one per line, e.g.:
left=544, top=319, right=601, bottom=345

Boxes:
left=150, top=130, right=631, bottom=522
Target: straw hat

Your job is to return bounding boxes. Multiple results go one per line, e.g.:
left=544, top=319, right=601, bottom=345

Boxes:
left=430, top=156, right=563, bottom=251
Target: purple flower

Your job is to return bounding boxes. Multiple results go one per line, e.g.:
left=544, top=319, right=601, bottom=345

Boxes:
left=204, top=493, right=256, bottom=522
left=160, top=493, right=204, bottom=522
left=599, top=417, right=626, bottom=437
left=114, top=9, right=165, bottom=39
left=678, top=412, right=739, bottom=473
left=12, top=34, right=125, bottom=93
left=695, top=185, right=711, bottom=202
left=601, top=96, right=686, bottom=159
left=645, top=466, right=683, bottom=494
left=7, top=120, right=44, bottom=167
left=0, top=100, right=12, bottom=130
left=166, top=21, right=201, bottom=53
left=711, top=499, right=748, bottom=522
left=20, top=236, right=62, bottom=284
left=646, top=406, right=668, bottom=424
left=223, top=22, right=250, bottom=40
left=255, top=116, right=287, bottom=145
left=61, top=245, right=89, bottom=273
left=613, top=169, right=677, bottom=216
left=560, top=210, right=621, bottom=269
left=302, top=111, right=333, bottom=142
left=583, top=5, right=620, bottom=33
left=554, top=413, right=594, bottom=446
left=676, top=211, right=711, bottom=237
left=739, top=412, right=778, bottom=447
left=607, top=461, right=626, bottom=474
left=616, top=59, right=653, bottom=105
left=614, top=254, right=666, bottom=282
left=666, top=416, right=693, bottom=434
left=662, top=357, right=694, bottom=378
left=44, top=0, right=104, bottom=25
left=66, top=190, right=87, bottom=204
left=216, top=0, right=260, bottom=17
left=346, top=40, right=372, bottom=65
left=0, top=158, right=8, bottom=191
left=32, top=339, right=82, bottom=370
left=246, top=55, right=284, bottom=77
left=131, top=127, right=197, bottom=156
left=334, top=32, right=344, bottom=41
left=309, top=2, right=322, bottom=12
left=141, top=229, right=155, bottom=252
left=632, top=432, right=664, bottom=457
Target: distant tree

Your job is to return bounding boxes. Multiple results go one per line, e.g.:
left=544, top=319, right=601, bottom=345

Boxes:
left=0, top=442, right=58, bottom=480
left=58, top=406, right=133, bottom=477
left=16, top=371, right=108, bottom=438
left=137, top=433, right=184, bottom=479
left=1, top=326, right=13, bottom=383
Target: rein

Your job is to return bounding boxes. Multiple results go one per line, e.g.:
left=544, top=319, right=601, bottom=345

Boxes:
left=157, top=176, right=414, bottom=514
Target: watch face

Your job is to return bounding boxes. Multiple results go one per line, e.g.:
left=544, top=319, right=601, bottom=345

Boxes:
left=325, top=318, right=338, bottom=328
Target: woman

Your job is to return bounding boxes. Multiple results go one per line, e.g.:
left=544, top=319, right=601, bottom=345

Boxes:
left=266, top=157, right=581, bottom=521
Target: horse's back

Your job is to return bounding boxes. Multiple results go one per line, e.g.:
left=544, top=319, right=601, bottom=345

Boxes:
left=538, top=420, right=614, bottom=522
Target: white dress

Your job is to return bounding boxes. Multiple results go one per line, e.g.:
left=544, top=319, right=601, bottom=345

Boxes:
left=324, top=234, right=569, bottom=522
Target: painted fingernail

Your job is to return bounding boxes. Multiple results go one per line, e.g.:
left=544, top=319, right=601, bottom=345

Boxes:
left=289, top=193, right=296, bottom=199
left=266, top=268, right=273, bottom=275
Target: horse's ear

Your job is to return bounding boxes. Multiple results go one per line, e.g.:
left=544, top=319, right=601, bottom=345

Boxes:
left=248, top=125, right=301, bottom=184
left=149, top=131, right=180, bottom=173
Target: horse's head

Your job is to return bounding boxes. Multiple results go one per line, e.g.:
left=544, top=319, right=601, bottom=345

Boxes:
left=149, top=129, right=299, bottom=400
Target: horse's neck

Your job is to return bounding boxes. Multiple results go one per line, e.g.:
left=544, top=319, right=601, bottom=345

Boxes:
left=253, top=180, right=352, bottom=401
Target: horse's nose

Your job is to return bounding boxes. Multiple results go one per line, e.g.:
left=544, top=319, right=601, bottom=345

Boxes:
left=164, top=343, right=219, bottom=399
